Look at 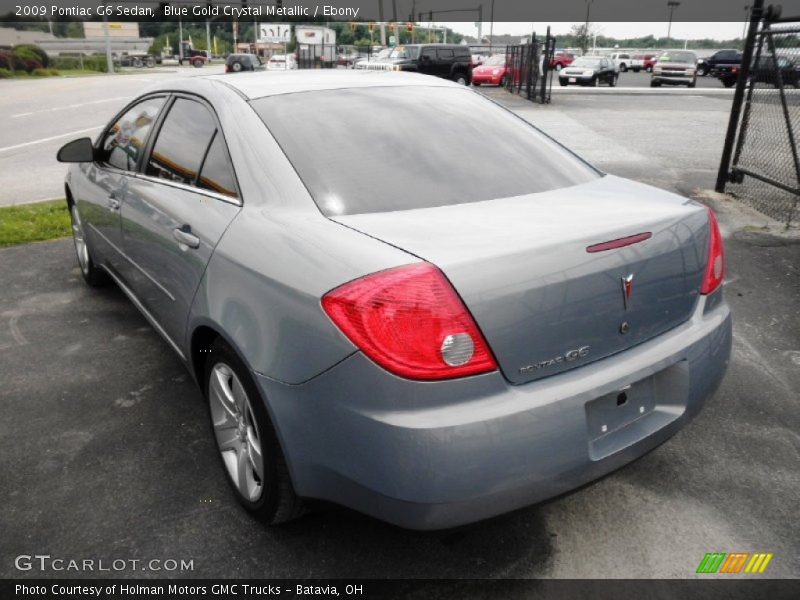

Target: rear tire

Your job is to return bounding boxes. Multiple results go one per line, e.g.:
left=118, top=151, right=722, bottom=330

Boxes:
left=231, top=61, right=244, bottom=72
left=559, top=79, right=567, bottom=86
left=473, top=81, right=481, bottom=86
left=609, top=74, right=617, bottom=87
left=619, top=63, right=628, bottom=72
left=650, top=80, right=661, bottom=87
left=555, top=64, right=562, bottom=71
left=192, top=58, right=203, bottom=68
left=205, top=338, right=304, bottom=525
left=688, top=78, right=696, bottom=88
left=453, top=72, right=468, bottom=86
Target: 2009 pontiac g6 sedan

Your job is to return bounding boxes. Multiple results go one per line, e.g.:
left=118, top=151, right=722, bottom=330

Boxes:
left=57, top=71, right=731, bottom=530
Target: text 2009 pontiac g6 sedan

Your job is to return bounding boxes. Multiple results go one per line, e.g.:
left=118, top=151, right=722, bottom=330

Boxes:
left=57, top=71, right=731, bottom=530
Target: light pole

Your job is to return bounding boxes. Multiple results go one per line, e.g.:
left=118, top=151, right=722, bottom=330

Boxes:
left=666, top=1, right=680, bottom=46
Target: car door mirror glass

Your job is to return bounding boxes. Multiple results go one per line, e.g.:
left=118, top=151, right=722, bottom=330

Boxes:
left=57, top=137, right=95, bottom=163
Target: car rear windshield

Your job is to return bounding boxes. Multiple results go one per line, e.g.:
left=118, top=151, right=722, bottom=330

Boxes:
left=252, top=86, right=599, bottom=216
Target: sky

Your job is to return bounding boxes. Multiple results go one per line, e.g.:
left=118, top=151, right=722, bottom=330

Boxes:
left=441, top=22, right=749, bottom=41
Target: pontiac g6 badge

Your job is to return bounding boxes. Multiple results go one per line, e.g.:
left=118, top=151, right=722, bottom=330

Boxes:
left=621, top=274, right=634, bottom=309
left=519, top=346, right=590, bottom=374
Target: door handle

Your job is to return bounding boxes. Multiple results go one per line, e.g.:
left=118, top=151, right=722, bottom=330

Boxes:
left=173, top=225, right=200, bottom=249
left=107, top=196, right=120, bottom=210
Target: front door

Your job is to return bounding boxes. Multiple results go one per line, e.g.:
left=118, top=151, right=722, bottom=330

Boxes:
left=80, top=96, right=166, bottom=271
left=121, top=96, right=241, bottom=350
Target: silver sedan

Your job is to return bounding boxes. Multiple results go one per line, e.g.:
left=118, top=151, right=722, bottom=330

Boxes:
left=57, top=71, right=731, bottom=529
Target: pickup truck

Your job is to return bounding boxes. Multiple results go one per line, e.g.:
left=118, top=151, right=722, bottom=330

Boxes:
left=697, top=49, right=742, bottom=77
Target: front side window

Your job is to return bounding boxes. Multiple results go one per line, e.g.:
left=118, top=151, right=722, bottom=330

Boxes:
left=101, top=97, right=165, bottom=171
left=146, top=98, right=216, bottom=186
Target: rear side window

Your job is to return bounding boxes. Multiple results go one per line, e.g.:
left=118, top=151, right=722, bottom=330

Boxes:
left=253, top=86, right=599, bottom=216
left=197, top=132, right=238, bottom=198
left=101, top=97, right=165, bottom=171
left=146, top=98, right=216, bottom=186
left=437, top=49, right=454, bottom=60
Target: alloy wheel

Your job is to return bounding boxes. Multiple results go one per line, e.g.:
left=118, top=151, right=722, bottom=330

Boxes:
left=70, top=205, right=89, bottom=275
left=209, top=363, right=265, bottom=502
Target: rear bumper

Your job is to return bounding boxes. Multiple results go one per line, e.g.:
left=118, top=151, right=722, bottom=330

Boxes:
left=256, top=294, right=731, bottom=530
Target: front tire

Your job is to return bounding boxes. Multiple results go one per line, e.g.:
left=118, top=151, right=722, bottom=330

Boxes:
left=559, top=79, right=567, bottom=86
left=69, top=203, right=107, bottom=287
left=650, top=79, right=661, bottom=87
left=619, top=63, right=628, bottom=72
left=205, top=339, right=303, bottom=524
left=609, top=74, right=618, bottom=87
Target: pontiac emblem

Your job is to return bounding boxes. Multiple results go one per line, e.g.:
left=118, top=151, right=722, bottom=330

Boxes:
left=621, top=274, right=634, bottom=309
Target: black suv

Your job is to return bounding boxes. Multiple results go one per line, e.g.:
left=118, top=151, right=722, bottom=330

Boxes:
left=360, top=44, right=473, bottom=85
left=225, top=53, right=265, bottom=73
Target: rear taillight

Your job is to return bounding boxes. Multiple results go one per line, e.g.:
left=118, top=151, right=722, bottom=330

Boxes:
left=322, top=263, right=497, bottom=380
left=700, top=207, right=725, bottom=295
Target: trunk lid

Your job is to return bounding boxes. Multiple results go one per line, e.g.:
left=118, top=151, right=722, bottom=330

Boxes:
left=333, top=175, right=709, bottom=385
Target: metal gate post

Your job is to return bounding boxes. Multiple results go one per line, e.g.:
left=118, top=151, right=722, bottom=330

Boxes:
left=715, top=0, right=764, bottom=192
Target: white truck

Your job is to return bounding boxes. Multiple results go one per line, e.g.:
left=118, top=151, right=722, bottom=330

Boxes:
left=609, top=52, right=633, bottom=72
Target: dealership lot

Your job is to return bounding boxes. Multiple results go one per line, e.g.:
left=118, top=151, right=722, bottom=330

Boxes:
left=1, top=68, right=798, bottom=579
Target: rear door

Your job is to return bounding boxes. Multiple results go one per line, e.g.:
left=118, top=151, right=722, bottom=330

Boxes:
left=121, top=95, right=242, bottom=350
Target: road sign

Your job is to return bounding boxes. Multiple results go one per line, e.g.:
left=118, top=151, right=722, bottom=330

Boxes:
left=258, top=24, right=292, bottom=44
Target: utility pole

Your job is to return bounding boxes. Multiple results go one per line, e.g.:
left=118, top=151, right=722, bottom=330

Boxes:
left=103, top=14, right=114, bottom=74
left=667, top=1, right=680, bottom=45
left=178, top=15, right=184, bottom=62
left=583, top=0, right=594, bottom=55
left=206, top=20, right=212, bottom=58
left=379, top=0, right=386, bottom=45
left=489, top=0, right=495, bottom=48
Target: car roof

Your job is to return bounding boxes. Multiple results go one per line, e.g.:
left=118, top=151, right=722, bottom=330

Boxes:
left=202, top=70, right=461, bottom=100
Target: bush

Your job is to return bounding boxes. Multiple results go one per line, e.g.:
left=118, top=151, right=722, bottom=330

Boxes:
left=21, top=58, right=42, bottom=73
left=51, top=56, right=81, bottom=70
left=82, top=55, right=109, bottom=72
left=32, top=68, right=59, bottom=77
left=12, top=44, right=48, bottom=68
left=0, top=68, right=11, bottom=78
left=0, top=51, right=21, bottom=71
left=48, top=68, right=60, bottom=76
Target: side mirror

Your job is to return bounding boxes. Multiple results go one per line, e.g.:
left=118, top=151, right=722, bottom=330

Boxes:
left=57, top=137, right=96, bottom=163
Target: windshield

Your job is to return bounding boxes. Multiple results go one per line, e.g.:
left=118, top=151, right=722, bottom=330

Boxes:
left=485, top=54, right=506, bottom=66
left=571, top=58, right=601, bottom=68
left=658, top=52, right=695, bottom=63
left=253, top=87, right=599, bottom=216
left=389, top=46, right=419, bottom=60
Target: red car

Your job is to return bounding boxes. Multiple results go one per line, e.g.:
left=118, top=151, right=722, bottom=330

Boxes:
left=550, top=51, right=575, bottom=71
left=471, top=54, right=509, bottom=86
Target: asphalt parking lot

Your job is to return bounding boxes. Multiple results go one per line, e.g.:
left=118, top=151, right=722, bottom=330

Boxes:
left=1, top=69, right=799, bottom=580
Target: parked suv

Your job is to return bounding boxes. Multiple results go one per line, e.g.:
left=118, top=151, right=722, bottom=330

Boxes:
left=225, top=53, right=265, bottom=73
left=651, top=51, right=698, bottom=87
left=357, top=44, right=472, bottom=85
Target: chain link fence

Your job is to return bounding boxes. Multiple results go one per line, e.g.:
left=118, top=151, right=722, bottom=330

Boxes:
left=718, top=6, right=800, bottom=226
